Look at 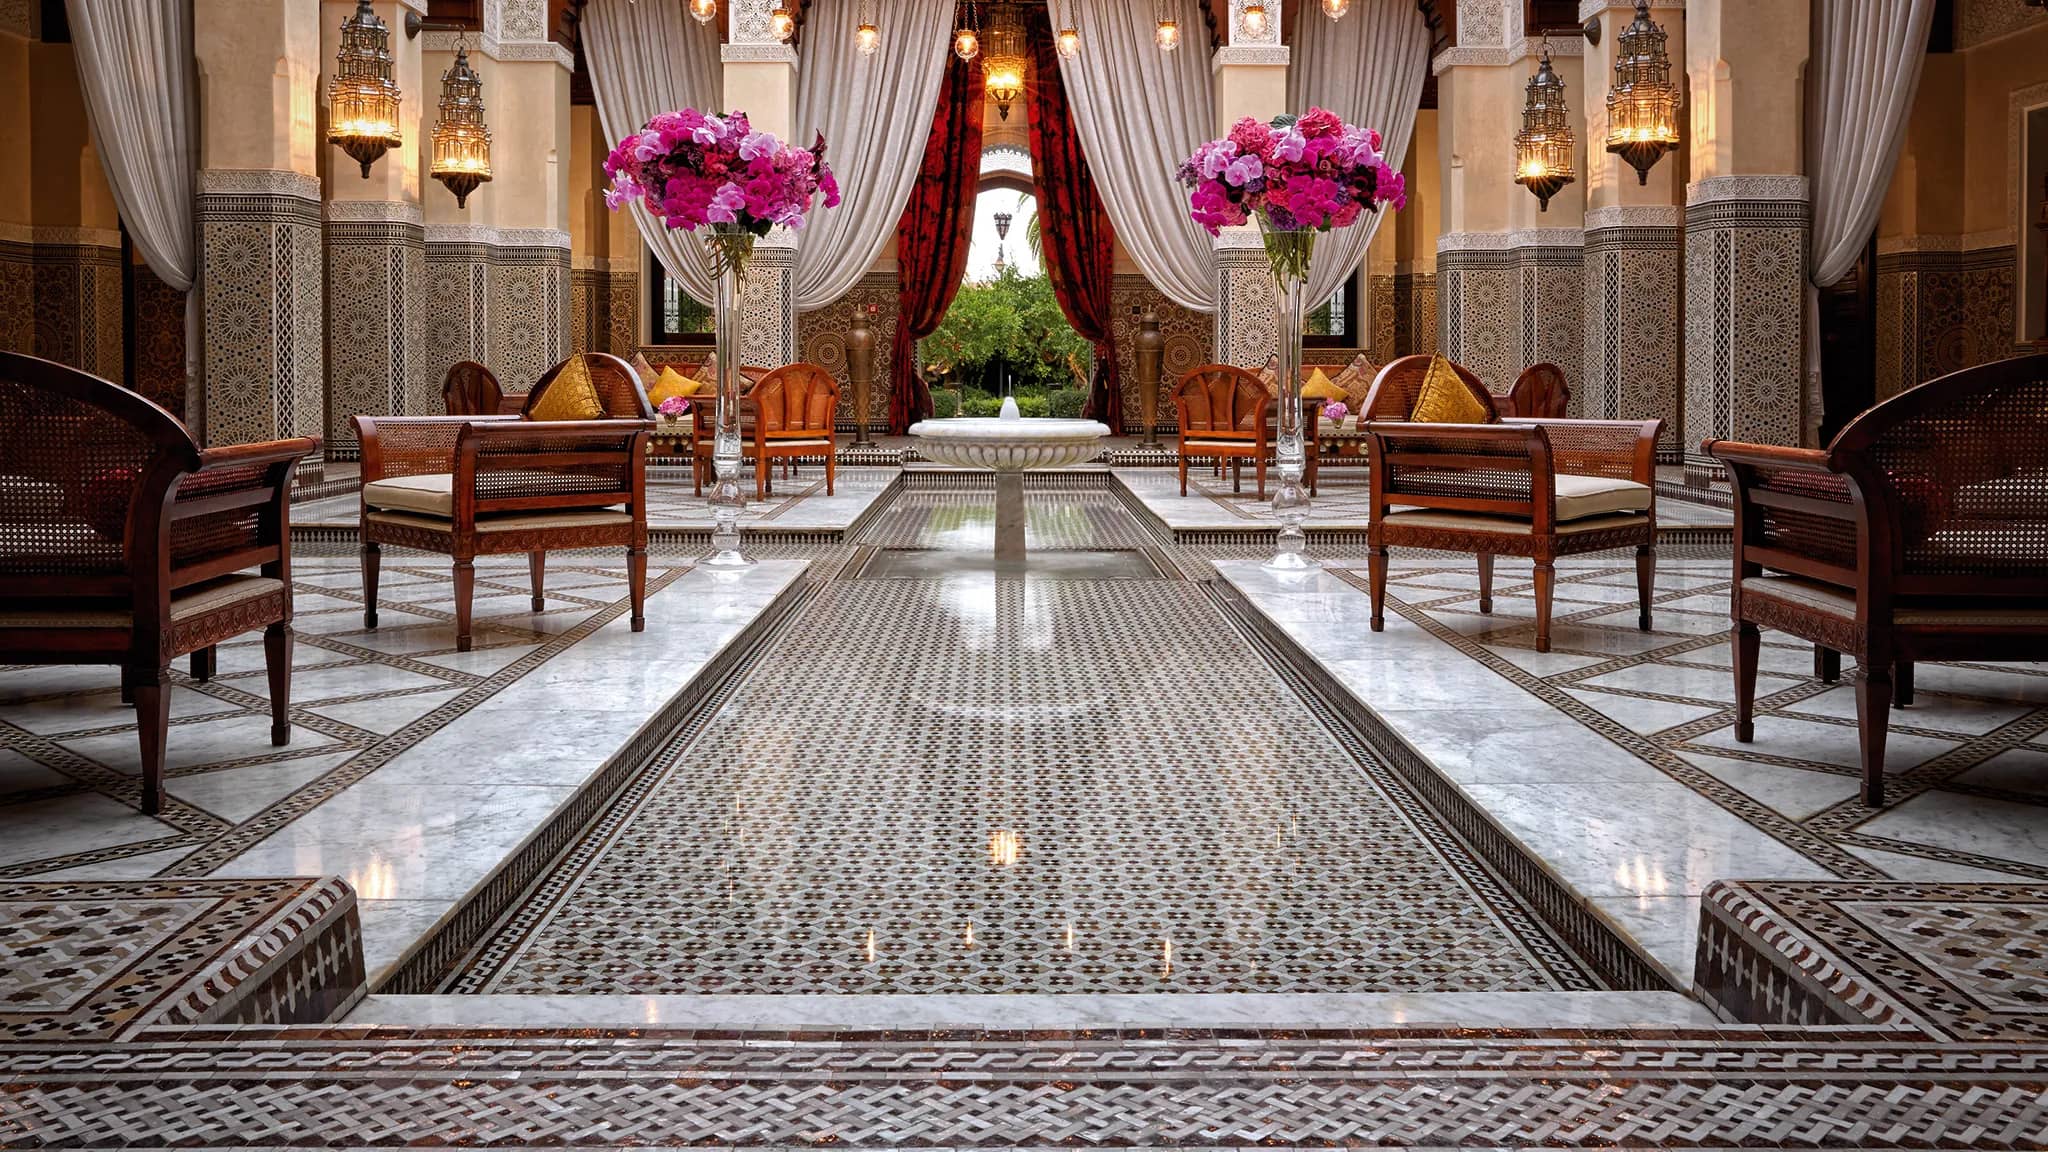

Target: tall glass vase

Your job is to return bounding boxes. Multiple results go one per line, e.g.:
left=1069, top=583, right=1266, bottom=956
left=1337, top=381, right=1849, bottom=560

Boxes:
left=1261, top=220, right=1316, bottom=571
left=705, top=222, right=756, bottom=568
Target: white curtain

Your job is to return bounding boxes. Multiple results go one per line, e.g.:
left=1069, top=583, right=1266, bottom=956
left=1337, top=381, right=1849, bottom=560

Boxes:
left=793, top=0, right=954, bottom=309
left=1289, top=0, right=1430, bottom=312
left=1058, top=0, right=1217, bottom=310
left=582, top=0, right=724, bottom=304
left=65, top=0, right=195, bottom=292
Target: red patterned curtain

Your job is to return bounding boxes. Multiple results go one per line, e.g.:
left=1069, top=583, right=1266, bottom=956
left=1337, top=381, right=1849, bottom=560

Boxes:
left=889, top=54, right=985, bottom=434
left=1024, top=11, right=1122, bottom=434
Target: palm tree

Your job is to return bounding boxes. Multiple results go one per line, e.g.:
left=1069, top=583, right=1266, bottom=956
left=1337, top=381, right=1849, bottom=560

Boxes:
left=1023, top=198, right=1043, bottom=268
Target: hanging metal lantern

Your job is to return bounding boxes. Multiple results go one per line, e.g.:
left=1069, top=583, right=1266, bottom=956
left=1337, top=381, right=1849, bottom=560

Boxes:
left=1155, top=0, right=1181, bottom=52
left=983, top=3, right=1026, bottom=120
left=1604, top=0, right=1680, bottom=184
left=1514, top=44, right=1575, bottom=212
left=327, top=0, right=403, bottom=179
left=1056, top=0, right=1080, bottom=57
left=954, top=1, right=980, bottom=61
left=854, top=0, right=880, bottom=55
left=430, top=45, right=491, bottom=209
left=689, top=0, right=717, bottom=24
left=769, top=2, right=795, bottom=41
left=1321, top=0, right=1352, bottom=17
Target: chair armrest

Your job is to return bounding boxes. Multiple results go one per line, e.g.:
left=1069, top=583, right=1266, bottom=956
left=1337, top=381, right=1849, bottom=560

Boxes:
left=1705, top=437, right=1862, bottom=583
left=170, top=436, right=319, bottom=586
left=1510, top=418, right=1661, bottom=485
left=354, top=415, right=515, bottom=482
left=1365, top=421, right=1552, bottom=520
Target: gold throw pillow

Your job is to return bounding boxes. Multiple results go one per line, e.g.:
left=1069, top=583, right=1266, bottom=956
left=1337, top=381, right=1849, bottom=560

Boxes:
left=529, top=356, right=606, bottom=421
left=649, top=365, right=701, bottom=405
left=1300, top=369, right=1346, bottom=400
left=1408, top=356, right=1493, bottom=424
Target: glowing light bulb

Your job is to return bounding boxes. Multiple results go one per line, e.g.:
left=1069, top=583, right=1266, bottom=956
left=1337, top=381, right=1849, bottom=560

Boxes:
left=954, top=26, right=979, bottom=61
left=1321, top=0, right=1351, bottom=17
left=1057, top=26, right=1081, bottom=58
left=1155, top=17, right=1180, bottom=51
left=769, top=3, right=794, bottom=41
left=1241, top=3, right=1268, bottom=37
left=689, top=0, right=717, bottom=25
left=855, top=20, right=880, bottom=55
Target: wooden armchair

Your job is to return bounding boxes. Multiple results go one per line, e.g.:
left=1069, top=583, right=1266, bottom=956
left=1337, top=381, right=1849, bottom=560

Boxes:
left=442, top=361, right=525, bottom=416
left=1496, top=363, right=1571, bottom=418
left=1705, top=354, right=2048, bottom=807
left=1171, top=365, right=1321, bottom=499
left=0, top=352, right=316, bottom=814
left=354, top=352, right=654, bottom=653
left=1362, top=355, right=1662, bottom=653
left=686, top=364, right=793, bottom=497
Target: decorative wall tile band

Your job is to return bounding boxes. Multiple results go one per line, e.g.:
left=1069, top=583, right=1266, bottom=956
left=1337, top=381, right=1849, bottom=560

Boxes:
left=198, top=186, right=324, bottom=446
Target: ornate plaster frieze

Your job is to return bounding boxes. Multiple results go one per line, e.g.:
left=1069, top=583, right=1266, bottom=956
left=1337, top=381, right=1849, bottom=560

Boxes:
left=1685, top=174, right=1810, bottom=206
left=1212, top=45, right=1290, bottom=70
left=1434, top=36, right=1583, bottom=75
left=721, top=42, right=799, bottom=64
left=324, top=200, right=424, bottom=225
left=424, top=224, right=570, bottom=249
left=1585, top=204, right=1682, bottom=231
left=1438, top=228, right=1584, bottom=253
left=200, top=168, right=322, bottom=200
left=1579, top=0, right=1681, bottom=22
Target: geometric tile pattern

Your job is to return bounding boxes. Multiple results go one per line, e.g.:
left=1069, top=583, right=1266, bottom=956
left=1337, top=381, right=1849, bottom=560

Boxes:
left=1700, top=878, right=2048, bottom=1042
left=859, top=490, right=1160, bottom=550
left=459, top=500, right=1599, bottom=994
left=1110, top=273, right=1213, bottom=438
left=1584, top=221, right=1681, bottom=457
left=0, top=876, right=360, bottom=1041
left=1331, top=557, right=2048, bottom=884
left=1874, top=245, right=2018, bottom=401
left=1683, top=177, right=1809, bottom=471
left=197, top=171, right=325, bottom=447
left=324, top=218, right=428, bottom=447
left=797, top=270, right=900, bottom=427
left=4, top=1030, right=2045, bottom=1146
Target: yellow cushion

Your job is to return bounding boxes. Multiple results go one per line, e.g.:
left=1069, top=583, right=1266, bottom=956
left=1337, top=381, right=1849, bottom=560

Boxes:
left=1409, top=356, right=1492, bottom=424
left=529, top=357, right=605, bottom=422
left=649, top=366, right=702, bottom=405
left=1300, top=369, right=1345, bottom=400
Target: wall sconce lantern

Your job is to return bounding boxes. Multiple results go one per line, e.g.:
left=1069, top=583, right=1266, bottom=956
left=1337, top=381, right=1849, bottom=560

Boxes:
left=1604, top=0, right=1681, bottom=184
left=689, top=0, right=717, bottom=24
left=1514, top=43, right=1575, bottom=212
left=769, top=2, right=795, bottom=41
left=328, top=0, right=403, bottom=178
left=1241, top=1, right=1270, bottom=37
left=430, top=44, right=491, bottom=209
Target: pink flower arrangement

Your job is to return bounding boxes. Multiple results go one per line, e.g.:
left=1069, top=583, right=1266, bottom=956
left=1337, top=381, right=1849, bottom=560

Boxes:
left=1178, top=108, right=1406, bottom=237
left=658, top=396, right=693, bottom=419
left=1321, top=400, right=1349, bottom=423
left=604, top=109, right=839, bottom=239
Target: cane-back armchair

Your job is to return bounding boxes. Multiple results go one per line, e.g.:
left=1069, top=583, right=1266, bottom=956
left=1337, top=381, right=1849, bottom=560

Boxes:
left=355, top=352, right=654, bottom=652
left=0, top=353, right=316, bottom=814
left=1172, top=364, right=1321, bottom=499
left=1705, top=354, right=2048, bottom=807
left=442, top=360, right=525, bottom=416
left=1362, top=355, right=1663, bottom=653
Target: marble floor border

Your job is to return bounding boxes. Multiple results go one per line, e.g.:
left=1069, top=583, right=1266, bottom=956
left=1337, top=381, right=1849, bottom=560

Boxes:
left=380, top=571, right=821, bottom=995
left=1210, top=582, right=1674, bottom=993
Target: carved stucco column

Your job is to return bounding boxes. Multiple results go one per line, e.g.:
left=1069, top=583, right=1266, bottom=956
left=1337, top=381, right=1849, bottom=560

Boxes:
left=723, top=0, right=798, bottom=368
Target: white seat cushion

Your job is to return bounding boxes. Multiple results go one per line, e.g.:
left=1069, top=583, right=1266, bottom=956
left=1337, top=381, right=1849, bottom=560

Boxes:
left=1379, top=510, right=1648, bottom=536
left=0, top=574, right=284, bottom=629
left=1554, top=474, right=1652, bottom=521
left=367, top=509, right=632, bottom=535
left=362, top=473, right=454, bottom=517
left=1743, top=575, right=1856, bottom=618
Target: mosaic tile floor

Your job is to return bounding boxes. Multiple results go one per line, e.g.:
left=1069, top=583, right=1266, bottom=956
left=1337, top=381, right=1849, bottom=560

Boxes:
left=452, top=493, right=1600, bottom=995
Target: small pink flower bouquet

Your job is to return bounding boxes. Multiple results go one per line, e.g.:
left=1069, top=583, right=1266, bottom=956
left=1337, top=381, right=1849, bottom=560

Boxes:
left=604, top=108, right=839, bottom=272
left=1321, top=400, right=1349, bottom=424
left=658, top=396, right=693, bottom=419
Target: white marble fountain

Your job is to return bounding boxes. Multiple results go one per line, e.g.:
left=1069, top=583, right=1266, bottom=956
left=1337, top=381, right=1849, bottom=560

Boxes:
left=908, top=398, right=1111, bottom=571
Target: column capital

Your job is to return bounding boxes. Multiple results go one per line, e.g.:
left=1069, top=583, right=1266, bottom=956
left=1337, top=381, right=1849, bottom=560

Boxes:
left=1685, top=174, right=1810, bottom=207
left=1212, top=45, right=1290, bottom=72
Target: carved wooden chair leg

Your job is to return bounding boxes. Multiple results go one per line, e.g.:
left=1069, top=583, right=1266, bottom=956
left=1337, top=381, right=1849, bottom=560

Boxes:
left=1531, top=560, right=1556, bottom=653
left=1857, top=663, right=1894, bottom=807
left=132, top=664, right=170, bottom=815
left=1895, top=660, right=1915, bottom=707
left=453, top=557, right=476, bottom=653
left=264, top=623, right=293, bottom=746
left=826, top=451, right=836, bottom=496
left=361, top=542, right=382, bottom=629
left=1733, top=621, right=1761, bottom=743
left=120, top=666, right=135, bottom=705
left=1814, top=645, right=1841, bottom=683
left=1476, top=554, right=1495, bottom=614
left=189, top=646, right=216, bottom=683
left=1256, top=455, right=1267, bottom=500
left=1635, top=545, right=1656, bottom=631
left=529, top=551, right=546, bottom=612
left=1368, top=545, right=1389, bottom=632
left=1232, top=459, right=1242, bottom=493
left=628, top=547, right=648, bottom=633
